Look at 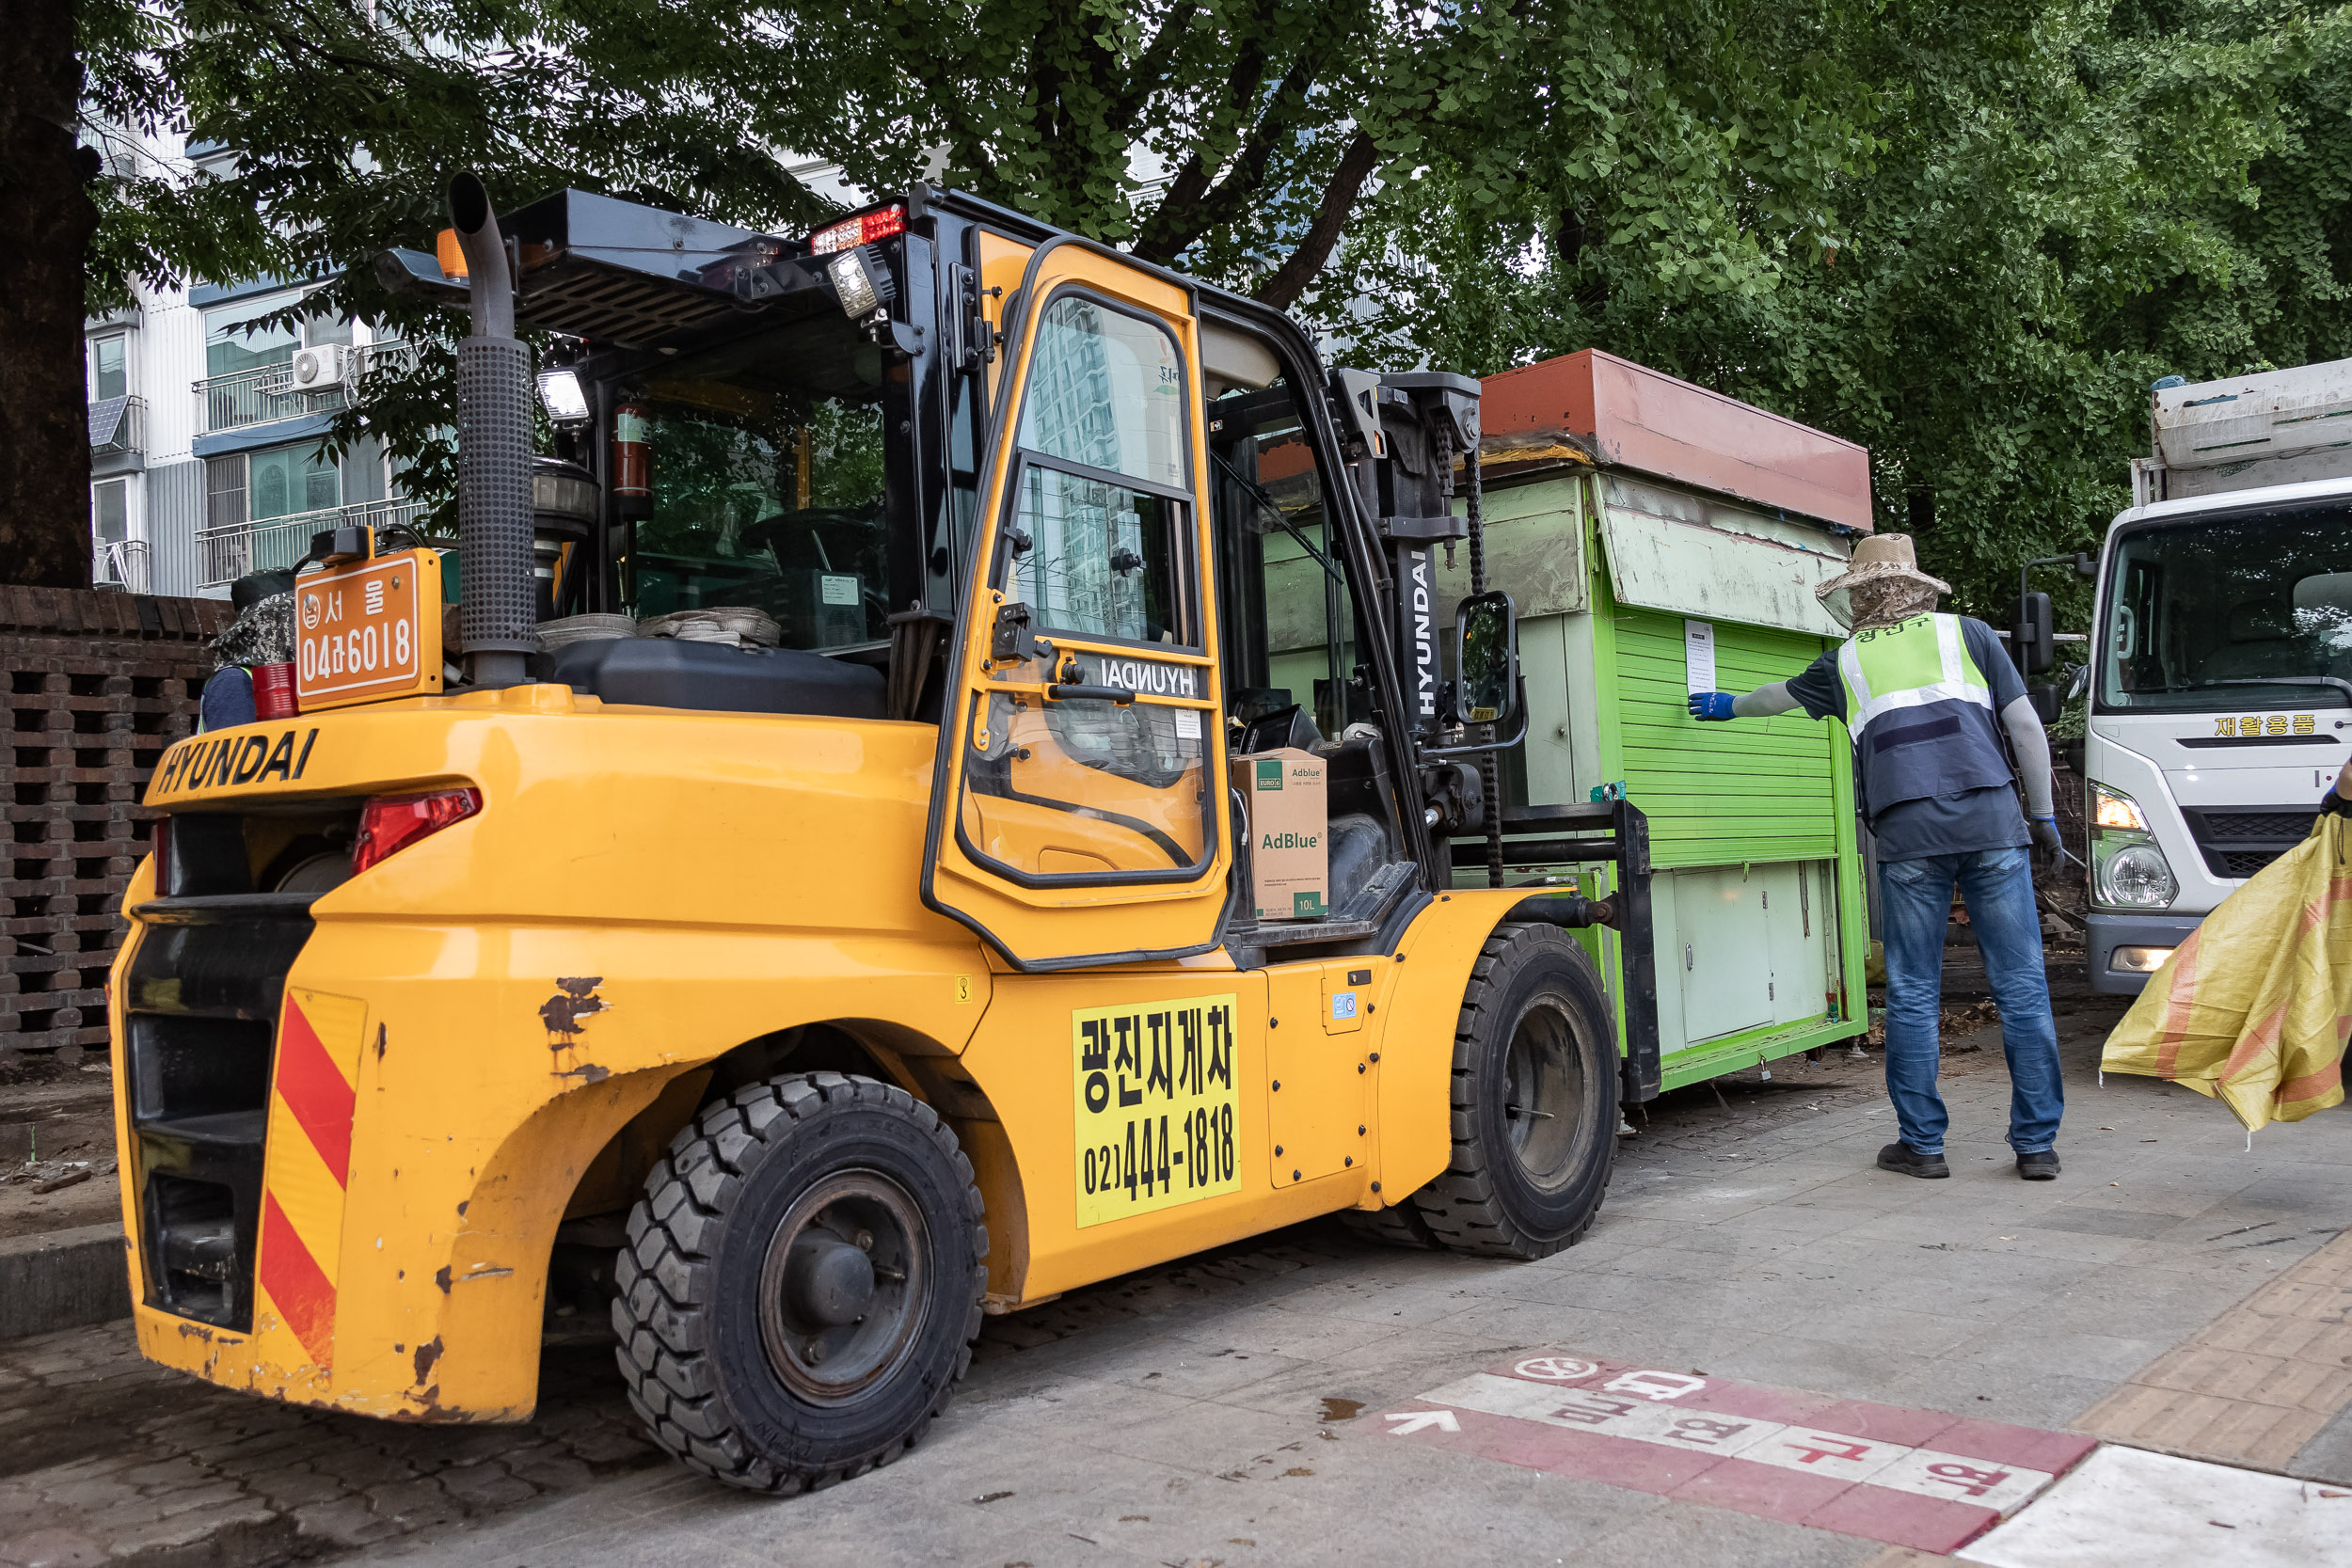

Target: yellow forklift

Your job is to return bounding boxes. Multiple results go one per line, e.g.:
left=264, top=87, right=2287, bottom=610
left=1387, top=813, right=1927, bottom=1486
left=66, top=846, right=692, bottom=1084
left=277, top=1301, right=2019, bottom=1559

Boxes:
left=110, top=175, right=1665, bottom=1491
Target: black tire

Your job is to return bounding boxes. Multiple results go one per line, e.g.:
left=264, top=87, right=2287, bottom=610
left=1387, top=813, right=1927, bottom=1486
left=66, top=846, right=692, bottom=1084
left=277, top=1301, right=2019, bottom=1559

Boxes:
left=1407, top=923, right=1618, bottom=1259
left=612, top=1072, right=987, bottom=1493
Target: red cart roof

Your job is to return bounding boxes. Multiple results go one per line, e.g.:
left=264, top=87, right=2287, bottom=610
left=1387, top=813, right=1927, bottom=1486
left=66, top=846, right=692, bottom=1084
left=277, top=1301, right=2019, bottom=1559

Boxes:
left=1481, top=350, right=1873, bottom=532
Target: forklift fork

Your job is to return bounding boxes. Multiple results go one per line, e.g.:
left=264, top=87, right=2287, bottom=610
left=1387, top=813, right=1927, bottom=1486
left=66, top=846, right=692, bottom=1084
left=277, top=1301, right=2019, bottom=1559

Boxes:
left=1446, top=797, right=1663, bottom=1106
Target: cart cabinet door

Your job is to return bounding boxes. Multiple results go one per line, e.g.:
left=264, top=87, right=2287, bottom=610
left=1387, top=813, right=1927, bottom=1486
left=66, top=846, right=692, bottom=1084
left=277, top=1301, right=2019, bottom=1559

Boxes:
left=923, top=249, right=1230, bottom=969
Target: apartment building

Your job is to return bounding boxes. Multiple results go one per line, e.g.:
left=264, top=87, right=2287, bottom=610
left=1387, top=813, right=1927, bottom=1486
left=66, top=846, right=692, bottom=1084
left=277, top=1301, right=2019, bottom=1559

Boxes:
left=82, top=128, right=418, bottom=599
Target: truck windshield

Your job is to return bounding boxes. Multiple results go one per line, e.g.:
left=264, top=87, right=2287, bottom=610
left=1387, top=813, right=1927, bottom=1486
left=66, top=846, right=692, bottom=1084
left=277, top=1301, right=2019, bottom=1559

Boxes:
left=2100, top=499, right=2352, bottom=711
left=629, top=313, right=893, bottom=649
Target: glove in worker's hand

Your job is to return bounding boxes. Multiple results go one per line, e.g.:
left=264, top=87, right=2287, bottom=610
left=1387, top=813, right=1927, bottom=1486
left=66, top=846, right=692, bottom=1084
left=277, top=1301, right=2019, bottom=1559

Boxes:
left=2029, top=816, right=2063, bottom=853
left=1688, top=691, right=1738, bottom=721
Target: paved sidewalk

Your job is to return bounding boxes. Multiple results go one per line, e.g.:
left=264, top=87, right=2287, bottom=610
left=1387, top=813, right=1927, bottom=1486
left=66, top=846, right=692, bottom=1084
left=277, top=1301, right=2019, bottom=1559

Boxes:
left=5, top=1004, right=2347, bottom=1568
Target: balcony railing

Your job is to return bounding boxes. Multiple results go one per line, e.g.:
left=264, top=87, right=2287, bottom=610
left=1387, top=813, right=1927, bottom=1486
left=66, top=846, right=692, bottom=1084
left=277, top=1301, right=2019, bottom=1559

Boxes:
left=197, top=496, right=432, bottom=590
left=95, top=539, right=151, bottom=594
left=193, top=340, right=414, bottom=436
left=89, top=395, right=144, bottom=457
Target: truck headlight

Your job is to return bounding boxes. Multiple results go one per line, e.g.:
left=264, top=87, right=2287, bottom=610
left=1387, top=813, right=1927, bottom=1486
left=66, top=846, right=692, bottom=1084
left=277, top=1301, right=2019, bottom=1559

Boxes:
left=2089, top=783, right=2176, bottom=909
left=2096, top=841, right=2177, bottom=908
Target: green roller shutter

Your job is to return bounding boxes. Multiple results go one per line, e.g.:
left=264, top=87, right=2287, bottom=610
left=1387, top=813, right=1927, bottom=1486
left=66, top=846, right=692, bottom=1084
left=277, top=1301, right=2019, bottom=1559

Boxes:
left=1608, top=599, right=1848, bottom=870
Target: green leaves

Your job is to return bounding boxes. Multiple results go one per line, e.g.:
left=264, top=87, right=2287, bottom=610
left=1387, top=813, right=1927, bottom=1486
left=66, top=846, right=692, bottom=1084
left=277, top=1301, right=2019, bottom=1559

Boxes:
left=1327, top=0, right=2352, bottom=618
left=78, top=0, right=2349, bottom=587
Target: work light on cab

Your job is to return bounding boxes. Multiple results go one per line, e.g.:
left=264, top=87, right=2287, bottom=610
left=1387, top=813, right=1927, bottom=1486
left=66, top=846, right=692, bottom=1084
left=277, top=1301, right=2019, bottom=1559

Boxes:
left=536, top=367, right=591, bottom=425
left=352, top=787, right=483, bottom=875
left=827, top=245, right=895, bottom=319
left=808, top=204, right=906, bottom=255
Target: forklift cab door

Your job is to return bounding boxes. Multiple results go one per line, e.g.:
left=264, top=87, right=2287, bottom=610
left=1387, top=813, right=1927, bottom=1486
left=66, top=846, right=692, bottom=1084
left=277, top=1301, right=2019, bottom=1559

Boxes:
left=924, top=246, right=1232, bottom=970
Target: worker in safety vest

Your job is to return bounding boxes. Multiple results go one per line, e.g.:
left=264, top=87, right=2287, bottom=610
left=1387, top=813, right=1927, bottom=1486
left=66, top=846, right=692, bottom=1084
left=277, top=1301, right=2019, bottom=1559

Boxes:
left=1688, top=534, right=2065, bottom=1180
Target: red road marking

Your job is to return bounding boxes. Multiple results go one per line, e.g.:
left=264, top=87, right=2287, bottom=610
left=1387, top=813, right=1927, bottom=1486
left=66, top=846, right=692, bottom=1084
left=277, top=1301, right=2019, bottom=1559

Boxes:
left=1930, top=1417, right=2100, bottom=1475
left=1379, top=1351, right=2096, bottom=1554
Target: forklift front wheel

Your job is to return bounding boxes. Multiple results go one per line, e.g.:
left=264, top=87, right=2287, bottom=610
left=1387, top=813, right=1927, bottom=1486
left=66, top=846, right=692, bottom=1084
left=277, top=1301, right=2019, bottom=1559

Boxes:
left=612, top=1072, right=988, bottom=1493
left=1414, top=923, right=1618, bottom=1259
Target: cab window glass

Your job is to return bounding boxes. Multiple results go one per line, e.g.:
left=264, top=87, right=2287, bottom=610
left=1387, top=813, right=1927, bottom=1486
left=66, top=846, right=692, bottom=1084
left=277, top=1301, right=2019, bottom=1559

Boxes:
left=628, top=315, right=892, bottom=650
left=2100, top=503, right=2352, bottom=711
left=1009, top=467, right=1184, bottom=643
left=1210, top=380, right=1367, bottom=738
left=1019, top=295, right=1185, bottom=491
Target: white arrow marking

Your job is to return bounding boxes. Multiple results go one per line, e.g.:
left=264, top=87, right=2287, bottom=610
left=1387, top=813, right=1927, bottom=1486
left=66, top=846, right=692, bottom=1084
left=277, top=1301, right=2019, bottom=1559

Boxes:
left=1384, top=1409, right=1461, bottom=1435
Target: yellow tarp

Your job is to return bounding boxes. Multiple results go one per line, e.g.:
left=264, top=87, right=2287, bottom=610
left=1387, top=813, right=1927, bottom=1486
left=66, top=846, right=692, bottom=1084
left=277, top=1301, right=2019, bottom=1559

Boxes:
left=2104, top=814, right=2352, bottom=1130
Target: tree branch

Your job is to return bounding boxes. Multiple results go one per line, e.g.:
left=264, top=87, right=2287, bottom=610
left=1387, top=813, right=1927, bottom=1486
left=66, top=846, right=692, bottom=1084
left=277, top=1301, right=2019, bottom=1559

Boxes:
left=1107, top=0, right=1200, bottom=136
left=1129, top=40, right=1268, bottom=263
left=1254, top=128, right=1379, bottom=309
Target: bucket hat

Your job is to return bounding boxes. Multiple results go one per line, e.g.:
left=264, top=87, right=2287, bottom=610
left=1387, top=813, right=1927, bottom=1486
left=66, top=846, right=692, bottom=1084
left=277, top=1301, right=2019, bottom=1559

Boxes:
left=1815, top=533, right=1949, bottom=630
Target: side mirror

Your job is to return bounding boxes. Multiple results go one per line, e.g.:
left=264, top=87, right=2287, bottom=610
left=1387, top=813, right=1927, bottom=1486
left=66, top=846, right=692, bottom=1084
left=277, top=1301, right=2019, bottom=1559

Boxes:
left=2028, top=683, right=2059, bottom=725
left=2010, top=590, right=2056, bottom=675
left=2065, top=665, right=2090, bottom=702
left=2074, top=551, right=2097, bottom=579
left=1453, top=590, right=1519, bottom=727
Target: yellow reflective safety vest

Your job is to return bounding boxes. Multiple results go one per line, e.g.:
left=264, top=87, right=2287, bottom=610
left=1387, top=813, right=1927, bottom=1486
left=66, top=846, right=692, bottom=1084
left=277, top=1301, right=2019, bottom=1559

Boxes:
left=1836, top=613, right=2015, bottom=827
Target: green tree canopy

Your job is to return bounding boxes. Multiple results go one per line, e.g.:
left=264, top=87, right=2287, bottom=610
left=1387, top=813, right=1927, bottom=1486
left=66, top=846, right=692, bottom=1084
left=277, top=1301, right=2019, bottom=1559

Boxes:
left=61, top=0, right=2352, bottom=592
left=1333, top=0, right=2352, bottom=617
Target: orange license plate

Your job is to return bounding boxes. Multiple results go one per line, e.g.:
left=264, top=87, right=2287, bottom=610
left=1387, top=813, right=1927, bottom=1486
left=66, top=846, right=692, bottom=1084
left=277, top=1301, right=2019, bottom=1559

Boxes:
left=294, top=548, right=444, bottom=711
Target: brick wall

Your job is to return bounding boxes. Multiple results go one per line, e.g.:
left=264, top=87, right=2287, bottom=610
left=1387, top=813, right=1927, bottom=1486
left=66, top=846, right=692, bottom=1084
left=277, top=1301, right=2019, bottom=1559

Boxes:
left=1, top=587, right=232, bottom=1057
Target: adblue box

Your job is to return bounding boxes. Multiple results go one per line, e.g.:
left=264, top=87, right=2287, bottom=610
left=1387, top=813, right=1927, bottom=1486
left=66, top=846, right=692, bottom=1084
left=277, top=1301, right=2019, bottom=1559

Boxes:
left=1232, top=748, right=1327, bottom=921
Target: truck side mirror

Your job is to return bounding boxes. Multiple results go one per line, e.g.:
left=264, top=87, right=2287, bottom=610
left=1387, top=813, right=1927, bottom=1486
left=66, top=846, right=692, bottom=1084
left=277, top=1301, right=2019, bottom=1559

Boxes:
left=1453, top=591, right=1518, bottom=727
left=2028, top=683, right=2059, bottom=725
left=2010, top=590, right=2056, bottom=675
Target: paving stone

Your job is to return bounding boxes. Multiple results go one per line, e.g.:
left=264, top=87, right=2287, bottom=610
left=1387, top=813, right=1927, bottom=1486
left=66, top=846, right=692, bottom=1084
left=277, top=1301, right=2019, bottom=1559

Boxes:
left=436, top=1462, right=539, bottom=1511
left=100, top=1497, right=278, bottom=1554
left=359, top=1477, right=459, bottom=1528
left=290, top=1495, right=405, bottom=1547
left=0, top=1527, right=107, bottom=1568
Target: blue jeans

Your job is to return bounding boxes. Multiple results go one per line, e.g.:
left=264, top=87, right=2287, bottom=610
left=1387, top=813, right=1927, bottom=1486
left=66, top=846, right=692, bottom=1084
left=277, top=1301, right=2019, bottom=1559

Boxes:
left=1877, top=847, right=2063, bottom=1155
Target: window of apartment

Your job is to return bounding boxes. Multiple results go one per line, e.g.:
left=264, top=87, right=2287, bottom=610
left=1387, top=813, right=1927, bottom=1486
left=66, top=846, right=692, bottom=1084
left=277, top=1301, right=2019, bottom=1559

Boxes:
left=92, top=478, right=130, bottom=560
left=89, top=335, right=128, bottom=402
left=248, top=444, right=340, bottom=521
left=202, top=292, right=350, bottom=380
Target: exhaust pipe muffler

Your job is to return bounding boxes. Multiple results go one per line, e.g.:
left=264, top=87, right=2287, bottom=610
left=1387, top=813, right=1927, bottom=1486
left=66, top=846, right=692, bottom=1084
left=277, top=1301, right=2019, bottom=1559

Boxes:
left=448, top=172, right=534, bottom=689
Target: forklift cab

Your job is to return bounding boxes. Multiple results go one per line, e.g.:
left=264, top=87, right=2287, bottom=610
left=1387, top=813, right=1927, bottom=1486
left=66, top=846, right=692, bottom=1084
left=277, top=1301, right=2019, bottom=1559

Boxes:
left=444, top=186, right=1502, bottom=973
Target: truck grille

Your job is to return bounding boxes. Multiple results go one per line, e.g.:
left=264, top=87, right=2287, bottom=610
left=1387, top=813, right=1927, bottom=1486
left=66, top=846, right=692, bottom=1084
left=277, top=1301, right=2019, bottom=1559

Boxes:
left=2181, top=806, right=2316, bottom=882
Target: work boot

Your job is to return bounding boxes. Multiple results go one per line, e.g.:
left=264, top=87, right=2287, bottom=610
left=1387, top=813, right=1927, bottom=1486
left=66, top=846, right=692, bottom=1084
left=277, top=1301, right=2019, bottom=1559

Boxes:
left=2016, top=1149, right=2061, bottom=1180
left=1876, top=1142, right=1949, bottom=1180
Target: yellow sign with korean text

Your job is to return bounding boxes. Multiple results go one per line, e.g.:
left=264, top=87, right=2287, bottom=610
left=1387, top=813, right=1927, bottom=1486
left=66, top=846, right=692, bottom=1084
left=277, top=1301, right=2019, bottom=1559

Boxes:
left=1073, top=992, right=1240, bottom=1227
left=295, top=548, right=444, bottom=712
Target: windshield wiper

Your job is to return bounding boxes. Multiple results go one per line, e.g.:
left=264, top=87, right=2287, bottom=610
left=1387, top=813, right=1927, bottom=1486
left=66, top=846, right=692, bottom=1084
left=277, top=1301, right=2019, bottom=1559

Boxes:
left=2176, top=677, right=2352, bottom=707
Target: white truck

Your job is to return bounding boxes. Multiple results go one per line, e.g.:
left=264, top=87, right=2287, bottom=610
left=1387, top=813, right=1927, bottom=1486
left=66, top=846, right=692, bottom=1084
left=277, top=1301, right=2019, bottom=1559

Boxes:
left=2083, top=357, right=2352, bottom=991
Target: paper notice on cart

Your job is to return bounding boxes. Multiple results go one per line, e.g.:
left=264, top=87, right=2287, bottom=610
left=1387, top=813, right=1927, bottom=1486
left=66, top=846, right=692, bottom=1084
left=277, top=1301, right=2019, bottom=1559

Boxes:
left=1684, top=620, right=1717, bottom=694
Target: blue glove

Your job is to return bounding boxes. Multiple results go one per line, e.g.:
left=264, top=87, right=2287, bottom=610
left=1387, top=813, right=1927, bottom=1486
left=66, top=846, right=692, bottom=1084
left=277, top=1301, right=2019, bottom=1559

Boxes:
left=2029, top=815, right=2062, bottom=852
left=1688, top=691, right=1738, bottom=721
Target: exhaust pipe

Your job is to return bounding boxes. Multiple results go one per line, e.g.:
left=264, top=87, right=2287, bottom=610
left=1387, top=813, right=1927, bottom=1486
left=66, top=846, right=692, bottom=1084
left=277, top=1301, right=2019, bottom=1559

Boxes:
left=448, top=172, right=534, bottom=688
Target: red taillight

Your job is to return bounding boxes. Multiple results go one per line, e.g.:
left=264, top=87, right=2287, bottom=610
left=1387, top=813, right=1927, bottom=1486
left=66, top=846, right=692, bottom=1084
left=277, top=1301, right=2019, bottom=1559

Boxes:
left=809, top=205, right=907, bottom=255
left=351, top=787, right=482, bottom=876
left=253, top=661, right=299, bottom=720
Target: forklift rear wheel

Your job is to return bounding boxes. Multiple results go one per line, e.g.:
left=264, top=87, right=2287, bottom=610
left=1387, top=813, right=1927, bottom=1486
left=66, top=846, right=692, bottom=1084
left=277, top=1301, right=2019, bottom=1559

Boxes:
left=612, top=1071, right=988, bottom=1493
left=1412, top=923, right=1617, bottom=1259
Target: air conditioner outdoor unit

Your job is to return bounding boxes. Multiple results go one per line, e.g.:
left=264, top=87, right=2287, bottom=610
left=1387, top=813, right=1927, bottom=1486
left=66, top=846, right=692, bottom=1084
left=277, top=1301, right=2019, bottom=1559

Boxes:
left=289, top=344, right=349, bottom=394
